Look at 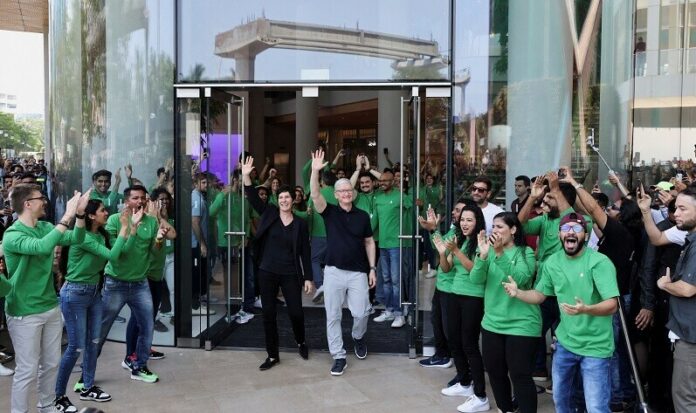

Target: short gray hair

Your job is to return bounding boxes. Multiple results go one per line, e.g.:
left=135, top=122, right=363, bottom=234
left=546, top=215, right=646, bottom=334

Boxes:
left=334, top=178, right=352, bottom=191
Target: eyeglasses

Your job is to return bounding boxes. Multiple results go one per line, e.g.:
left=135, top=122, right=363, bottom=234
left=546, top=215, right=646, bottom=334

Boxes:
left=560, top=223, right=584, bottom=233
left=26, top=196, right=47, bottom=202
left=471, top=186, right=488, bottom=193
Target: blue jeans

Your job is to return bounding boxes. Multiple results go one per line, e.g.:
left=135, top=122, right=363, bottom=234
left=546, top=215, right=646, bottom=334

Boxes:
left=379, top=247, right=402, bottom=316
left=311, top=236, right=327, bottom=288
left=552, top=343, right=611, bottom=413
left=55, top=282, right=102, bottom=396
left=97, top=276, right=154, bottom=369
left=126, top=279, right=161, bottom=358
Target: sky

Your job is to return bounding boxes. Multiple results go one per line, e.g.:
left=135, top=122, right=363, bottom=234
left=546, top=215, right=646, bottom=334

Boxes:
left=0, top=30, right=45, bottom=116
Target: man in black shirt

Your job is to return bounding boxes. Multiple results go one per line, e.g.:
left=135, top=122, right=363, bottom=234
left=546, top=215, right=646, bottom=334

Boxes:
left=310, top=149, right=377, bottom=376
left=510, top=175, right=530, bottom=214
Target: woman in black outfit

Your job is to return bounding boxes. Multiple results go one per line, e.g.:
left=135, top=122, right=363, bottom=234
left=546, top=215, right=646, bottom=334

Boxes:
left=241, top=156, right=315, bottom=371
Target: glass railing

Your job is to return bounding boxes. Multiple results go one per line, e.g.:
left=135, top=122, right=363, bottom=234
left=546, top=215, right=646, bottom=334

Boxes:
left=634, top=51, right=647, bottom=76
left=659, top=48, right=684, bottom=75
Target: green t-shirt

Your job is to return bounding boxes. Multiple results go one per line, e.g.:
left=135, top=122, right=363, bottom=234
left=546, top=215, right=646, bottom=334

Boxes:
left=470, top=246, right=541, bottom=337
left=354, top=192, right=378, bottom=233
left=90, top=190, right=123, bottom=215
left=418, top=185, right=444, bottom=217
left=433, top=227, right=456, bottom=293
left=163, top=218, right=175, bottom=255
left=66, top=232, right=131, bottom=284
left=523, top=207, right=593, bottom=265
left=374, top=189, right=413, bottom=248
left=535, top=248, right=619, bottom=358
left=449, top=239, right=485, bottom=298
left=104, top=213, right=159, bottom=282
left=209, top=191, right=251, bottom=247
left=308, top=186, right=338, bottom=237
left=3, top=221, right=86, bottom=316
left=0, top=276, right=10, bottom=297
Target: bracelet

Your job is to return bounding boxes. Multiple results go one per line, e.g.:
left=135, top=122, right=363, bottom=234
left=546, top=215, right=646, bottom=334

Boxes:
left=58, top=221, right=69, bottom=228
left=75, top=213, right=85, bottom=219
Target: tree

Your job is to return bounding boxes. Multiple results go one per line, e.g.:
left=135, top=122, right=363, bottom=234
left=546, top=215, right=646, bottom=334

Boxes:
left=0, top=113, right=43, bottom=153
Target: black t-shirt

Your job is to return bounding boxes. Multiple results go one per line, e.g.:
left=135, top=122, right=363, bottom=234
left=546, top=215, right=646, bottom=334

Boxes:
left=598, top=217, right=635, bottom=295
left=259, top=218, right=296, bottom=275
left=320, top=203, right=373, bottom=273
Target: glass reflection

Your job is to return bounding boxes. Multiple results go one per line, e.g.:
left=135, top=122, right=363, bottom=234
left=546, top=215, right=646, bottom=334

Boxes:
left=50, top=0, right=176, bottom=346
left=178, top=0, right=450, bottom=82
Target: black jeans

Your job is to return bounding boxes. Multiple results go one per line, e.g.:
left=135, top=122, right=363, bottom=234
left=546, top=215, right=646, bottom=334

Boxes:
left=258, top=269, right=305, bottom=359
left=481, top=328, right=538, bottom=413
left=447, top=293, right=485, bottom=398
left=431, top=289, right=450, bottom=358
left=192, top=246, right=208, bottom=309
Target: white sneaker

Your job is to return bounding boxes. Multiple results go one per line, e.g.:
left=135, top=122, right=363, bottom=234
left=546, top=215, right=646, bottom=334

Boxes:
left=192, top=305, right=217, bottom=316
left=441, top=382, right=474, bottom=397
left=457, top=396, right=490, bottom=412
left=0, top=364, right=14, bottom=376
left=235, top=310, right=254, bottom=324
left=391, top=315, right=406, bottom=328
left=253, top=297, right=263, bottom=309
left=373, top=311, right=395, bottom=322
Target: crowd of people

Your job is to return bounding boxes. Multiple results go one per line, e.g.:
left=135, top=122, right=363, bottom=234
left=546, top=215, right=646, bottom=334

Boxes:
left=0, top=146, right=695, bottom=413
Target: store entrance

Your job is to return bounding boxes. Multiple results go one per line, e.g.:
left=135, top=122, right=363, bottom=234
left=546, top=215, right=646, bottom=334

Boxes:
left=175, top=85, right=451, bottom=355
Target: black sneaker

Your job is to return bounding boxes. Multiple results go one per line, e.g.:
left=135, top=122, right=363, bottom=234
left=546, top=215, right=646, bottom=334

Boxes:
left=259, top=357, right=280, bottom=371
left=353, top=337, right=367, bottom=359
left=54, top=395, right=77, bottom=413
left=130, top=366, right=159, bottom=383
left=298, top=343, right=309, bottom=360
left=149, top=349, right=165, bottom=360
left=121, top=355, right=135, bottom=370
left=153, top=319, right=169, bottom=332
left=330, top=358, right=347, bottom=376
left=80, top=385, right=112, bottom=402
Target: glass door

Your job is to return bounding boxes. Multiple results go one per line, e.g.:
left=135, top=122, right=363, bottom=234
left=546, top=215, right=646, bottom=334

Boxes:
left=399, top=87, right=451, bottom=358
left=200, top=89, right=247, bottom=349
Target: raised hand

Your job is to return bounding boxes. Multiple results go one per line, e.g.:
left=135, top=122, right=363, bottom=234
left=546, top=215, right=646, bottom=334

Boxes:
left=64, top=190, right=82, bottom=219
left=76, top=188, right=92, bottom=215
left=502, top=275, right=519, bottom=297
left=241, top=156, right=255, bottom=177
left=530, top=175, right=546, bottom=200
left=636, top=184, right=652, bottom=213
left=364, top=156, right=371, bottom=170
left=546, top=171, right=560, bottom=192
left=312, top=149, right=328, bottom=172
left=125, top=164, right=133, bottom=178
left=444, top=235, right=458, bottom=252
left=490, top=233, right=504, bottom=255
left=477, top=230, right=489, bottom=259
left=119, top=205, right=132, bottom=226
left=222, top=184, right=233, bottom=194
left=432, top=234, right=448, bottom=255
left=131, top=207, right=144, bottom=226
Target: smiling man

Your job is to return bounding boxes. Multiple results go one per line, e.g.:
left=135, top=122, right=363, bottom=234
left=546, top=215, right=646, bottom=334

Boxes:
left=310, top=149, right=377, bottom=376
left=503, top=212, right=619, bottom=413
left=90, top=169, right=122, bottom=215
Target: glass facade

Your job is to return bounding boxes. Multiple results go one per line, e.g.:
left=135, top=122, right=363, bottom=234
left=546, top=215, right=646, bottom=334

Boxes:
left=49, top=0, right=176, bottom=346
left=48, top=0, right=691, bottom=350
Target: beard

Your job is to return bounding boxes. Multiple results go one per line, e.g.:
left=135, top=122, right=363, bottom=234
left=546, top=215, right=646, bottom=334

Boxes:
left=548, top=209, right=560, bottom=219
left=562, top=235, right=584, bottom=256
left=677, top=219, right=696, bottom=232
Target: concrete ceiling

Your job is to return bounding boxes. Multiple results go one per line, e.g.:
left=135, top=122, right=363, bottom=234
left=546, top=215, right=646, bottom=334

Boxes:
left=0, top=0, right=48, bottom=33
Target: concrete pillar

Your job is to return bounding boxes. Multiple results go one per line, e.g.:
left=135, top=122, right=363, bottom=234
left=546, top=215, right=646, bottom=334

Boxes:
left=295, top=92, right=317, bottom=185
left=378, top=90, right=404, bottom=170
left=248, top=89, right=265, bottom=166
left=234, top=53, right=256, bottom=81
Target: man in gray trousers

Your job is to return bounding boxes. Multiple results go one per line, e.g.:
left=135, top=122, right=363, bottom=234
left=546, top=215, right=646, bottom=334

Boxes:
left=309, top=149, right=377, bottom=376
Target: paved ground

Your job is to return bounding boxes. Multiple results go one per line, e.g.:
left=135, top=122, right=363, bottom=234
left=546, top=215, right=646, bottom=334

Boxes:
left=0, top=341, right=557, bottom=413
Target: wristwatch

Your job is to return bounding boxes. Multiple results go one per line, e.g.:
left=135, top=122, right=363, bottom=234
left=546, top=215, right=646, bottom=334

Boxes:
left=369, top=266, right=377, bottom=272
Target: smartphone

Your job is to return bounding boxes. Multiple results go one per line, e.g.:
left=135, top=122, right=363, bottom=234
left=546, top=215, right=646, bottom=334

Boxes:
left=677, top=173, right=683, bottom=182
left=558, top=168, right=567, bottom=179
left=383, top=148, right=389, bottom=155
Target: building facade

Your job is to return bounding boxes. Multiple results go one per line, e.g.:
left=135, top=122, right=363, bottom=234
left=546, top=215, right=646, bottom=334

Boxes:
left=46, top=0, right=695, bottom=352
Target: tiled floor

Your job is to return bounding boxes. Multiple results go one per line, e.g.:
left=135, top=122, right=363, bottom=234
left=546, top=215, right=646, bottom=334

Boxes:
left=0, top=341, right=556, bottom=413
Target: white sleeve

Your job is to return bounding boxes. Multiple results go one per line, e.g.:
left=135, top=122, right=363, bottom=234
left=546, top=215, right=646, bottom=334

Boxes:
left=650, top=209, right=665, bottom=225
left=664, top=226, right=687, bottom=246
